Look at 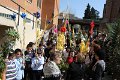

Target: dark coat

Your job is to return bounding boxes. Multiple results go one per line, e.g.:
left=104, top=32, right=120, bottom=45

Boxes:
left=92, top=63, right=104, bottom=80
left=43, top=76, right=60, bottom=80
left=66, top=62, right=87, bottom=80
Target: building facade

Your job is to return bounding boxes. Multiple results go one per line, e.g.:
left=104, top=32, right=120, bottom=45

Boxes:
left=103, top=0, right=120, bottom=22
left=0, top=0, right=42, bottom=49
left=41, top=0, right=60, bottom=30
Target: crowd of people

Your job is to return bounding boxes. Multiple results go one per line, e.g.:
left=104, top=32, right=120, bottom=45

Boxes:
left=1, top=29, right=110, bottom=80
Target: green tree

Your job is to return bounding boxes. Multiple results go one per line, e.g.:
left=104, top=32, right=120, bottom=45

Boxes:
left=83, top=4, right=100, bottom=19
left=83, top=3, right=91, bottom=19
left=91, top=7, right=96, bottom=19
left=107, top=19, right=120, bottom=79
left=95, top=10, right=100, bottom=19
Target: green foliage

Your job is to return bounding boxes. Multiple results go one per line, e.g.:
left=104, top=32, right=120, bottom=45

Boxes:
left=107, top=20, right=120, bottom=53
left=83, top=3, right=99, bottom=19
left=0, top=28, right=19, bottom=77
left=91, top=7, right=96, bottom=19
left=0, top=28, right=19, bottom=57
left=107, top=19, right=120, bottom=79
left=83, top=3, right=91, bottom=19
left=0, top=54, right=5, bottom=79
left=5, top=28, right=19, bottom=40
left=58, top=60, right=69, bottom=71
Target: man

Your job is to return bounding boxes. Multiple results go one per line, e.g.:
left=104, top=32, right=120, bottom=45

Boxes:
left=31, top=53, right=44, bottom=80
left=92, top=49, right=105, bottom=80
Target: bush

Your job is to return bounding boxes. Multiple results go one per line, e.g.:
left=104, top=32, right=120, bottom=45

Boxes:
left=107, top=19, right=120, bottom=79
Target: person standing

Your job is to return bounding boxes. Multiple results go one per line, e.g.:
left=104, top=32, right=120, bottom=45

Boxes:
left=66, top=53, right=87, bottom=80
left=5, top=52, right=18, bottom=80
left=14, top=49, right=24, bottom=80
left=31, top=53, right=44, bottom=80
left=43, top=51, right=62, bottom=80
left=67, top=51, right=74, bottom=64
left=24, top=44, right=34, bottom=80
left=92, top=49, right=105, bottom=80
left=44, top=42, right=52, bottom=62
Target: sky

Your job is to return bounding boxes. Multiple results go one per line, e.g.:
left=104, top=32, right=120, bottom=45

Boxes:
left=60, top=0, right=106, bottom=18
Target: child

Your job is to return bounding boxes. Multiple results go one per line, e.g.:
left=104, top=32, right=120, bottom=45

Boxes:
left=5, top=52, right=18, bottom=80
left=14, top=49, right=24, bottom=80
left=24, top=44, right=34, bottom=80
left=31, top=52, right=44, bottom=80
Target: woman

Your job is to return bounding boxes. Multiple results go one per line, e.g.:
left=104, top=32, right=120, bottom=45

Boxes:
left=67, top=51, right=74, bottom=64
left=66, top=53, right=87, bottom=80
left=43, top=51, right=62, bottom=80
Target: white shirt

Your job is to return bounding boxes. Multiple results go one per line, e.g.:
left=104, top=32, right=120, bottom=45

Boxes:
left=31, top=56, right=44, bottom=70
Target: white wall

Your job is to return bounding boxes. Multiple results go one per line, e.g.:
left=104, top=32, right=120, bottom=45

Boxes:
left=0, top=6, right=42, bottom=50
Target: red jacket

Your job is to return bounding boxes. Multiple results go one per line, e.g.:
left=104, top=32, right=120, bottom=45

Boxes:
left=67, top=56, right=73, bottom=64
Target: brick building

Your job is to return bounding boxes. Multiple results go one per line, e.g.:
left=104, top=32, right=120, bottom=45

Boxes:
left=103, top=0, right=120, bottom=22
left=0, top=0, right=60, bottom=49
left=0, top=0, right=42, bottom=49
left=41, top=0, right=60, bottom=29
left=99, top=0, right=120, bottom=31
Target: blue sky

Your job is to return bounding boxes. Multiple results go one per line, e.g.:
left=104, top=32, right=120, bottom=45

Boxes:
left=60, top=0, right=106, bottom=18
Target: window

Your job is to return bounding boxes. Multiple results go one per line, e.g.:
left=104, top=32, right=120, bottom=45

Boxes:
left=37, top=0, right=41, bottom=8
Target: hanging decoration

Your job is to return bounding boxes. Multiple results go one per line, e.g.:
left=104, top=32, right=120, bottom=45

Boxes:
left=89, top=20, right=95, bottom=35
left=54, top=26, right=58, bottom=33
left=36, top=12, right=40, bottom=18
left=36, top=27, right=41, bottom=41
left=35, top=15, right=47, bottom=53
left=80, top=40, right=86, bottom=55
left=60, top=26, right=66, bottom=32
left=11, top=14, right=16, bottom=20
left=22, top=0, right=27, bottom=54
left=46, top=20, right=51, bottom=24
left=85, top=39, right=90, bottom=53
left=57, top=32, right=65, bottom=51
left=21, top=13, right=26, bottom=19
left=34, top=12, right=40, bottom=19
left=80, top=39, right=90, bottom=55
